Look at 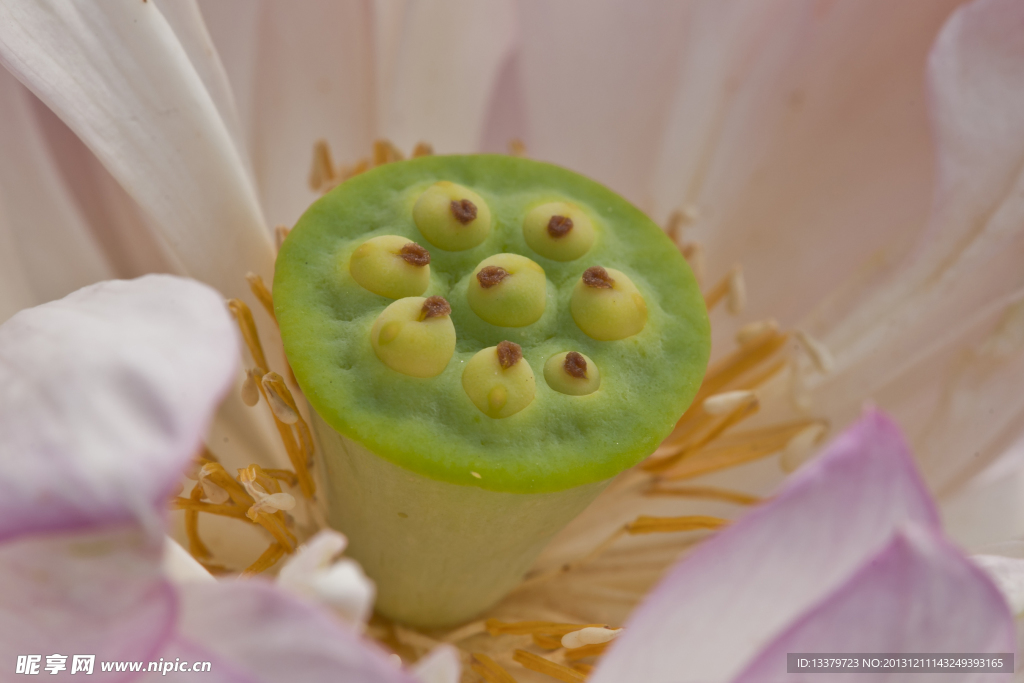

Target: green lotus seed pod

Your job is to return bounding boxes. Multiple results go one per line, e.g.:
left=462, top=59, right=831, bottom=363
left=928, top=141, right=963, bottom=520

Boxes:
left=466, top=253, right=547, bottom=327
left=370, top=296, right=456, bottom=378
left=570, top=266, right=648, bottom=341
left=462, top=341, right=536, bottom=418
left=274, top=154, right=709, bottom=627
left=544, top=351, right=600, bottom=396
left=413, top=181, right=491, bottom=251
left=349, top=235, right=431, bottom=298
left=523, top=201, right=595, bottom=261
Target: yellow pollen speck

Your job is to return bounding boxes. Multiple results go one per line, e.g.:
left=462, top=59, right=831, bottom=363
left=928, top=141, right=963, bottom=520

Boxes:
left=487, top=385, right=508, bottom=413
left=240, top=369, right=260, bottom=407
left=632, top=292, right=647, bottom=316
left=471, top=471, right=482, bottom=479
left=378, top=320, right=402, bottom=345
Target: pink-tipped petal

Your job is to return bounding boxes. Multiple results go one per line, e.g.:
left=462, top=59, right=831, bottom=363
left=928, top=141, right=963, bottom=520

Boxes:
left=0, top=275, right=237, bottom=540
left=167, top=580, right=418, bottom=683
left=735, top=525, right=1015, bottom=682
left=0, top=527, right=176, bottom=675
left=591, top=410, right=938, bottom=683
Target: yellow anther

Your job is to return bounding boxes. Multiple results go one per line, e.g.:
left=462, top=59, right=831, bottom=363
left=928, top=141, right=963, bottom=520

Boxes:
left=341, top=158, right=370, bottom=181
left=508, top=139, right=527, bottom=156
left=660, top=419, right=827, bottom=481
left=262, top=469, right=300, bottom=488
left=170, top=496, right=249, bottom=520
left=373, top=139, right=404, bottom=166
left=245, top=272, right=276, bottom=323
left=227, top=299, right=268, bottom=371
left=702, top=390, right=758, bottom=415
left=513, top=650, right=586, bottom=683
left=242, top=542, right=287, bottom=577
left=736, top=319, right=779, bottom=346
left=664, top=210, right=685, bottom=244
left=183, top=485, right=211, bottom=559
left=197, top=467, right=231, bottom=504
left=561, top=627, right=622, bottom=649
left=532, top=633, right=564, bottom=649
left=262, top=373, right=299, bottom=424
left=780, top=422, right=829, bottom=473
left=681, top=241, right=705, bottom=286
left=252, top=372, right=316, bottom=498
left=308, top=139, right=337, bottom=191
left=412, top=142, right=434, bottom=157
left=564, top=642, right=609, bottom=661
left=274, top=225, right=290, bottom=251
left=471, top=654, right=518, bottom=683
left=626, top=515, right=729, bottom=535
left=484, top=620, right=606, bottom=637
left=198, top=463, right=254, bottom=508
left=239, top=465, right=297, bottom=521
left=241, top=368, right=261, bottom=407
left=645, top=484, right=761, bottom=506
left=703, top=265, right=744, bottom=313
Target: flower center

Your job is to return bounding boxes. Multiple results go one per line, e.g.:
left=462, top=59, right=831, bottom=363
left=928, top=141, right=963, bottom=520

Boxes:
left=173, top=138, right=835, bottom=677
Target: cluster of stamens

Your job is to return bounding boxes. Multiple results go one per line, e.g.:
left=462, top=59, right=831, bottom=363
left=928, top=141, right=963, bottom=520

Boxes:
left=170, top=291, right=318, bottom=576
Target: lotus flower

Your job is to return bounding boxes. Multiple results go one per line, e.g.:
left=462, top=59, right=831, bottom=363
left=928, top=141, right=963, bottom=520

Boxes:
left=0, top=277, right=1015, bottom=681
left=0, top=0, right=1023, bottom=679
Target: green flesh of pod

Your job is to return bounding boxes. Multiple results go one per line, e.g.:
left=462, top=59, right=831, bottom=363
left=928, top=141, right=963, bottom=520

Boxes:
left=274, top=154, right=709, bottom=626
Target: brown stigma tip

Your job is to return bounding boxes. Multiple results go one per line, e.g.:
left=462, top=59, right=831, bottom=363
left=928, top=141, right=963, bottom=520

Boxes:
left=477, top=265, right=510, bottom=288
left=450, top=198, right=478, bottom=225
left=547, top=215, right=574, bottom=238
left=583, top=266, right=614, bottom=289
left=399, top=242, right=430, bottom=267
left=421, top=296, right=451, bottom=319
left=564, top=351, right=587, bottom=378
left=496, top=341, right=522, bottom=369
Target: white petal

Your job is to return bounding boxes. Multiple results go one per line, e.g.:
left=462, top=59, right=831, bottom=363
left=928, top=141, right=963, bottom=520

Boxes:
left=590, top=410, right=939, bottom=683
left=649, top=0, right=959, bottom=330
left=278, top=530, right=375, bottom=629
left=941, top=435, right=1024, bottom=550
left=0, top=275, right=237, bottom=538
left=809, top=0, right=1024, bottom=493
left=972, top=554, right=1024, bottom=616
left=509, top=0, right=693, bottom=206
left=162, top=536, right=215, bottom=585
left=410, top=645, right=461, bottom=683
left=202, top=0, right=376, bottom=229
left=0, top=0, right=275, bottom=306
left=734, top=526, right=1015, bottom=682
left=0, top=67, right=112, bottom=312
left=152, top=0, right=252, bottom=180
left=310, top=560, right=376, bottom=628
left=278, top=529, right=349, bottom=578
left=170, top=580, right=415, bottom=683
left=375, top=0, right=517, bottom=154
